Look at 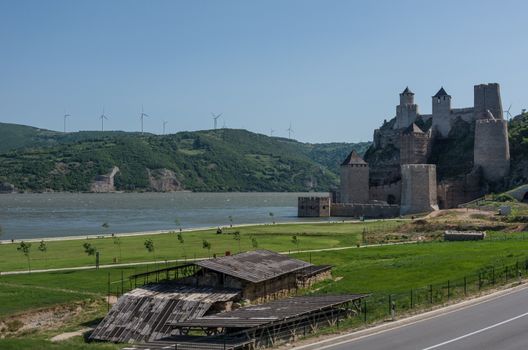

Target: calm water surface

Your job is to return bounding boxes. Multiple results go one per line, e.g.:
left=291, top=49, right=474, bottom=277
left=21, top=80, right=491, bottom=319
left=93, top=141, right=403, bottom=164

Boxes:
left=0, top=192, right=330, bottom=240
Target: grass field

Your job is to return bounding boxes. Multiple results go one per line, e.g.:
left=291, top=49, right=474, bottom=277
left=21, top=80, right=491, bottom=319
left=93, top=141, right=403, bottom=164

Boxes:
left=0, top=220, right=403, bottom=272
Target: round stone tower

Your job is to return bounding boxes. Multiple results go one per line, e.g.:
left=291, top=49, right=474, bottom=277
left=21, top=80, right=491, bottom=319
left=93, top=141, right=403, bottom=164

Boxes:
left=400, top=164, right=439, bottom=215
left=340, top=150, right=369, bottom=204
left=394, top=87, right=418, bottom=129
left=474, top=113, right=510, bottom=182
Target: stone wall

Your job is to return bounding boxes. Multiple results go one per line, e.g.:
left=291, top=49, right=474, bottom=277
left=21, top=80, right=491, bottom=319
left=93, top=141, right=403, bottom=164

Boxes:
left=474, top=119, right=510, bottom=182
left=474, top=83, right=503, bottom=120
left=340, top=164, right=369, bottom=203
left=437, top=170, right=483, bottom=209
left=369, top=181, right=401, bottom=204
left=400, top=130, right=431, bottom=165
left=400, top=164, right=439, bottom=215
left=331, top=203, right=400, bottom=218
left=298, top=196, right=331, bottom=217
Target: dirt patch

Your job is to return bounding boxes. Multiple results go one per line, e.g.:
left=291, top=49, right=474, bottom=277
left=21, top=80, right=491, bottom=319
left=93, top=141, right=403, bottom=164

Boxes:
left=0, top=300, right=102, bottom=338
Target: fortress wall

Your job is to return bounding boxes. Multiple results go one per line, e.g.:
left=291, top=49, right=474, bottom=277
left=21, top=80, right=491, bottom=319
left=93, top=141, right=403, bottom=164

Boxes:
left=331, top=203, right=400, bottom=218
left=474, top=83, right=503, bottom=120
left=395, top=104, right=418, bottom=129
left=437, top=172, right=483, bottom=209
left=400, top=164, right=439, bottom=215
left=340, top=164, right=369, bottom=203
left=369, top=181, right=401, bottom=204
left=474, top=119, right=510, bottom=182
left=298, top=197, right=331, bottom=217
left=400, top=132, right=431, bottom=164
left=373, top=129, right=401, bottom=149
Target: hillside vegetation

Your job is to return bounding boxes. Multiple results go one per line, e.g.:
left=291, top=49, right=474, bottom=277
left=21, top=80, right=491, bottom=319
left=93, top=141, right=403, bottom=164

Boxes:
left=0, top=123, right=369, bottom=192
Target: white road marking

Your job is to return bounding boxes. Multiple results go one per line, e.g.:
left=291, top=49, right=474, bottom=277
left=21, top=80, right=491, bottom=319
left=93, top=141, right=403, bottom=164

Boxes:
left=421, top=311, right=528, bottom=350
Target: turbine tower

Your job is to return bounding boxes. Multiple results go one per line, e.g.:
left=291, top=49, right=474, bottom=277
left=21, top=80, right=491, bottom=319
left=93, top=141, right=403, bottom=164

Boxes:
left=211, top=113, right=222, bottom=130
left=270, top=129, right=275, bottom=137
left=100, top=107, right=109, bottom=132
left=163, top=120, right=168, bottom=135
left=140, top=105, right=149, bottom=134
left=286, top=123, right=294, bottom=139
left=63, top=112, right=71, bottom=133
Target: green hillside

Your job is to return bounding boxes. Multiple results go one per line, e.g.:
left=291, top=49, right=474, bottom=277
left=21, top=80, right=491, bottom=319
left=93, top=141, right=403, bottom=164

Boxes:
left=509, top=112, right=528, bottom=185
left=0, top=123, right=368, bottom=192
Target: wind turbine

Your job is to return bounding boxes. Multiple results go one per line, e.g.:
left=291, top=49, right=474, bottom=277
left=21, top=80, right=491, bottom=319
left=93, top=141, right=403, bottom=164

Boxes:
left=140, top=105, right=149, bottom=134
left=270, top=129, right=275, bottom=137
left=63, top=112, right=71, bottom=133
left=505, top=104, right=513, bottom=120
left=286, top=123, right=294, bottom=139
left=163, top=120, right=168, bottom=135
left=212, top=113, right=222, bottom=130
left=100, top=107, right=109, bottom=132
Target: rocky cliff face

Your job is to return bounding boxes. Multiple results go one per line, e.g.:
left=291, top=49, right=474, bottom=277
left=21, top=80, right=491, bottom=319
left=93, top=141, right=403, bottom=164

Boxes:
left=90, top=166, right=120, bottom=192
left=147, top=168, right=183, bottom=192
left=0, top=182, right=15, bottom=193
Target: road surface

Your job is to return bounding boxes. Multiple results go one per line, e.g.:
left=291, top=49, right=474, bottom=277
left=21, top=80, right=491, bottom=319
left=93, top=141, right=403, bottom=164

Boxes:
left=297, top=284, right=528, bottom=350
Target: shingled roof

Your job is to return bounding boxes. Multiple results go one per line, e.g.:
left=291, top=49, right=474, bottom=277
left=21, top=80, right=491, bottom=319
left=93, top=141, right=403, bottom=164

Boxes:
left=433, top=87, right=450, bottom=98
left=341, top=150, right=367, bottom=166
left=401, top=86, right=414, bottom=95
left=195, top=250, right=312, bottom=283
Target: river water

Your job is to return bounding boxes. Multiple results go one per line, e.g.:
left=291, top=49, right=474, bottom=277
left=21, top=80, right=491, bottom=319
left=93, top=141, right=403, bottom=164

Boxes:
left=0, top=192, right=330, bottom=240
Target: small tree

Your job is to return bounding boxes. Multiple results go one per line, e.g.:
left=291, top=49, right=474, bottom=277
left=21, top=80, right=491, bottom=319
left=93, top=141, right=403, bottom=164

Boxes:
left=17, top=241, right=32, bottom=272
left=233, top=231, right=241, bottom=252
left=113, top=236, right=122, bottom=262
left=291, top=235, right=300, bottom=252
left=38, top=240, right=48, bottom=267
left=83, top=242, right=96, bottom=256
left=177, top=231, right=185, bottom=258
left=269, top=212, right=275, bottom=224
left=202, top=239, right=212, bottom=257
left=144, top=239, right=156, bottom=260
left=251, top=237, right=259, bottom=249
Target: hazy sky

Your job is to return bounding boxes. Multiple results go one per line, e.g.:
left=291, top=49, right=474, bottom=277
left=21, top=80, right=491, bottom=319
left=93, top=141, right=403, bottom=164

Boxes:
left=1, top=0, right=527, bottom=143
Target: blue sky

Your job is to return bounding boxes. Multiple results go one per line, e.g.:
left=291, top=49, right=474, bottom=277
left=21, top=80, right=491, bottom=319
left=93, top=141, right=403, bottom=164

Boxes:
left=0, top=0, right=527, bottom=142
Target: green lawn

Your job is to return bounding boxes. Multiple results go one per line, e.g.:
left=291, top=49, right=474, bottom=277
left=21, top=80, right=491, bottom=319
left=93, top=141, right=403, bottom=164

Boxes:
left=0, top=338, right=120, bottom=350
left=0, top=221, right=403, bottom=272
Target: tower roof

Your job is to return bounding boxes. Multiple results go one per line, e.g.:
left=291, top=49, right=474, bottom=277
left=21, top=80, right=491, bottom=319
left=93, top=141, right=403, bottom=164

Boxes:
left=401, top=86, right=414, bottom=95
left=433, top=87, right=450, bottom=98
left=403, top=123, right=424, bottom=134
left=341, top=150, right=367, bottom=166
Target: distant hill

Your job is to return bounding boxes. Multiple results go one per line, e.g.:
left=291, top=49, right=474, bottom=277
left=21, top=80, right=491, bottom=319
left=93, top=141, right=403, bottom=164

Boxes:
left=509, top=112, right=528, bottom=186
left=0, top=123, right=370, bottom=192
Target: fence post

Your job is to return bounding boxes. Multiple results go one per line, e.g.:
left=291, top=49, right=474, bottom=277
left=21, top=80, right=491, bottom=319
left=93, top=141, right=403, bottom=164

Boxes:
left=410, top=289, right=413, bottom=309
left=478, top=272, right=482, bottom=290
left=492, top=266, right=495, bottom=285
left=363, top=299, right=367, bottom=322
left=464, top=276, right=467, bottom=296
left=121, top=270, right=124, bottom=295
left=447, top=280, right=450, bottom=301
left=388, top=294, right=392, bottom=316
left=107, top=272, right=110, bottom=312
left=429, top=284, right=433, bottom=304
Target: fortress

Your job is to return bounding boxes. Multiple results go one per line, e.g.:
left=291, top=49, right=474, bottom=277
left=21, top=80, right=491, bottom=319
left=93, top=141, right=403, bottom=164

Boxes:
left=299, top=83, right=511, bottom=217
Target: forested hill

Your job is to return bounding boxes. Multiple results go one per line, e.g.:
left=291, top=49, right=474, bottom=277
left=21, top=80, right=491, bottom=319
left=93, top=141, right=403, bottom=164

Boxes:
left=0, top=122, right=370, bottom=192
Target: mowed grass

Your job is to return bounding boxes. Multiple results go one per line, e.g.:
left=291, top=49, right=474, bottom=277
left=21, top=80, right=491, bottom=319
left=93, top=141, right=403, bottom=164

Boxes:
left=0, top=221, right=403, bottom=272
left=3, top=238, right=528, bottom=318
left=294, top=239, right=528, bottom=294
left=0, top=338, right=120, bottom=350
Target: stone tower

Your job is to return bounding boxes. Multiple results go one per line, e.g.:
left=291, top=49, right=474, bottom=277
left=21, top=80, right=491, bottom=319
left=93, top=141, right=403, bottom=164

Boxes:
left=394, top=87, right=419, bottom=129
left=432, top=87, right=452, bottom=137
left=400, top=164, right=439, bottom=215
left=340, top=150, right=369, bottom=204
left=474, top=111, right=510, bottom=182
left=400, top=123, right=431, bottom=164
left=474, top=83, right=503, bottom=120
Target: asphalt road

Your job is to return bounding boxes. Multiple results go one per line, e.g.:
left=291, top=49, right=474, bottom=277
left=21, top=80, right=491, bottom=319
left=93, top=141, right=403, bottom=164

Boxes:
left=302, top=285, right=528, bottom=350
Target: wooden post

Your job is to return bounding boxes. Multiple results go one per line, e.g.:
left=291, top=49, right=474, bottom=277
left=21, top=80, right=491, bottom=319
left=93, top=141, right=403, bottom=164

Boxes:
left=429, top=284, right=433, bottom=304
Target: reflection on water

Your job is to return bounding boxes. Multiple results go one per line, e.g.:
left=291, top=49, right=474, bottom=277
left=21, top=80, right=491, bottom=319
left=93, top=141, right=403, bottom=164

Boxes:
left=0, top=192, right=330, bottom=239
